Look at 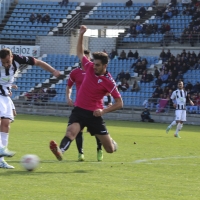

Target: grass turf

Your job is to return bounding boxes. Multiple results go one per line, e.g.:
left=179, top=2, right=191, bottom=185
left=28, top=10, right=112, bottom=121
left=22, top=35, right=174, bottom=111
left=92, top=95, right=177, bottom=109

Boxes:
left=1, top=114, right=200, bottom=200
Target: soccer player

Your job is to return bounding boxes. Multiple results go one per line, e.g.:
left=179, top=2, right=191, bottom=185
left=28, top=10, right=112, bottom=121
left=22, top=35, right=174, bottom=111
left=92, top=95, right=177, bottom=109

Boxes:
left=50, top=25, right=123, bottom=161
left=166, top=81, right=194, bottom=138
left=0, top=48, right=60, bottom=169
left=66, top=50, right=104, bottom=162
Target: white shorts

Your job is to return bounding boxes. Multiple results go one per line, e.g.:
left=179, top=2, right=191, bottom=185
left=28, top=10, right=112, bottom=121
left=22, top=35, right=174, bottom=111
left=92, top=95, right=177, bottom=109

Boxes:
left=175, top=110, right=186, bottom=122
left=0, top=95, right=14, bottom=121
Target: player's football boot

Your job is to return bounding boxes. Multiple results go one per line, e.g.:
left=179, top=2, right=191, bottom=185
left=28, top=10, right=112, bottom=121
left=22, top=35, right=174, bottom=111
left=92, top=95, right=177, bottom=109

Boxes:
left=97, top=150, right=103, bottom=161
left=0, top=147, right=15, bottom=158
left=166, top=125, right=171, bottom=133
left=49, top=140, right=63, bottom=161
left=174, top=134, right=181, bottom=138
left=78, top=153, right=85, bottom=161
left=0, top=161, right=14, bottom=169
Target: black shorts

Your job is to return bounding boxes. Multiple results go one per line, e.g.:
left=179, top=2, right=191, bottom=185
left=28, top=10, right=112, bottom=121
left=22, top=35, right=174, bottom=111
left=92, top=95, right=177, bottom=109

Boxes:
left=68, top=107, right=108, bottom=136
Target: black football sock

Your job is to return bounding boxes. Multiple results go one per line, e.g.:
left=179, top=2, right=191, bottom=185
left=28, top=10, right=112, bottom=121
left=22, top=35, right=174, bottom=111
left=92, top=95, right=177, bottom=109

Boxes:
left=76, top=131, right=84, bottom=154
left=59, top=136, right=72, bottom=153
left=95, top=136, right=102, bottom=151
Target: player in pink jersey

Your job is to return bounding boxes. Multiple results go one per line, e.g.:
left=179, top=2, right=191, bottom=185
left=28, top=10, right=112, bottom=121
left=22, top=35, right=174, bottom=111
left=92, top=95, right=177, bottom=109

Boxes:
left=66, top=50, right=104, bottom=162
left=50, top=25, right=123, bottom=161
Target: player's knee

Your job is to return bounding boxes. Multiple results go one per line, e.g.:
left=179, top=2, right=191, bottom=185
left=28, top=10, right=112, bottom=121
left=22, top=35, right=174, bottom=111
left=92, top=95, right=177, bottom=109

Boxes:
left=66, top=130, right=76, bottom=140
left=104, top=146, right=114, bottom=153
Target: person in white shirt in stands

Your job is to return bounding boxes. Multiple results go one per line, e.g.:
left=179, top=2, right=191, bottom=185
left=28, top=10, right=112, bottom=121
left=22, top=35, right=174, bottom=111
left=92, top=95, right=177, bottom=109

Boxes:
left=166, top=81, right=194, bottom=138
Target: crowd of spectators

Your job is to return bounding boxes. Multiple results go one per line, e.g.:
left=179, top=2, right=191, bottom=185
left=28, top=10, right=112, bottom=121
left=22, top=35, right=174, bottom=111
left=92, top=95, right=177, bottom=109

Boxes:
left=24, top=87, right=56, bottom=104
left=179, top=2, right=200, bottom=46
left=29, top=13, right=50, bottom=24
left=146, top=49, right=200, bottom=111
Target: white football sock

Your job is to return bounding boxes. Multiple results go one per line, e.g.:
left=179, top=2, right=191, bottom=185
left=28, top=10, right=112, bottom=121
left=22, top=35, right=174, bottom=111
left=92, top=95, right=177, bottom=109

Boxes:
left=0, top=133, right=3, bottom=148
left=180, top=124, right=183, bottom=130
left=175, top=123, right=182, bottom=135
left=0, top=157, right=4, bottom=162
left=170, top=121, right=176, bottom=127
left=1, top=132, right=9, bottom=147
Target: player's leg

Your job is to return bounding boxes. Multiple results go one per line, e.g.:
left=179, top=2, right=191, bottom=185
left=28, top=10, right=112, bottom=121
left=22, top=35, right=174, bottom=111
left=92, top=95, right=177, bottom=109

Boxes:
left=0, top=118, right=15, bottom=169
left=76, top=131, right=85, bottom=161
left=95, top=134, right=117, bottom=153
left=95, top=136, right=103, bottom=161
left=50, top=122, right=81, bottom=161
left=87, top=117, right=117, bottom=153
left=166, top=120, right=177, bottom=133
left=174, top=110, right=186, bottom=138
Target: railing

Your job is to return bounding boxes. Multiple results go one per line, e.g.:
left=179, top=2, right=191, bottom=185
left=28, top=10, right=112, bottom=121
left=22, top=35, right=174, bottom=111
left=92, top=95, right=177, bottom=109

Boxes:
left=0, top=0, right=14, bottom=23
left=64, top=12, right=83, bottom=36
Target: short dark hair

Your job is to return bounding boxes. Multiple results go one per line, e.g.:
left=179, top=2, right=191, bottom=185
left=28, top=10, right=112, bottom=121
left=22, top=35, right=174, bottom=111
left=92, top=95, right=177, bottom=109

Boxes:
left=0, top=48, right=12, bottom=59
left=84, top=50, right=90, bottom=55
left=92, top=52, right=108, bottom=65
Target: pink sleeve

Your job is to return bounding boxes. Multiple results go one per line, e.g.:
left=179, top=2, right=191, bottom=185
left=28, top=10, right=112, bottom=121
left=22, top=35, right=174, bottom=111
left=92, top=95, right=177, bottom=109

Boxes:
left=82, top=56, right=93, bottom=71
left=110, top=86, right=121, bottom=99
left=67, top=71, right=75, bottom=87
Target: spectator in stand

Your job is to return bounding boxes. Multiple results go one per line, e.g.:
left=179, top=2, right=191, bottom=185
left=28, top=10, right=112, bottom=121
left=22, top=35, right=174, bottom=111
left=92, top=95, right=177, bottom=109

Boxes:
left=125, top=71, right=131, bottom=82
left=115, top=70, right=125, bottom=82
left=109, top=49, right=118, bottom=59
left=134, top=50, right=139, bottom=59
left=118, top=81, right=129, bottom=92
left=152, top=86, right=163, bottom=98
left=182, top=0, right=192, bottom=7
left=130, top=26, right=137, bottom=37
left=152, top=0, right=159, bottom=7
left=29, top=13, right=36, bottom=24
left=41, top=13, right=50, bottom=23
left=176, top=71, right=183, bottom=81
left=127, top=50, right=135, bottom=59
left=119, top=50, right=127, bottom=60
left=136, top=22, right=143, bottom=34
left=47, top=87, right=57, bottom=98
left=154, top=75, right=163, bottom=87
left=140, top=71, right=148, bottom=83
left=160, top=31, right=173, bottom=46
left=102, top=49, right=107, bottom=54
left=170, top=0, right=177, bottom=6
left=156, top=8, right=163, bottom=18
left=185, top=81, right=193, bottom=91
left=60, top=0, right=69, bottom=7
left=166, top=49, right=171, bottom=59
left=191, top=81, right=200, bottom=93
left=131, top=80, right=140, bottom=92
left=167, top=78, right=176, bottom=89
left=36, top=13, right=42, bottom=23
left=147, top=72, right=154, bottom=82
left=159, top=49, right=166, bottom=61
left=137, top=6, right=146, bottom=18
left=154, top=66, right=160, bottom=78
left=161, top=71, right=169, bottom=83
left=126, top=0, right=133, bottom=7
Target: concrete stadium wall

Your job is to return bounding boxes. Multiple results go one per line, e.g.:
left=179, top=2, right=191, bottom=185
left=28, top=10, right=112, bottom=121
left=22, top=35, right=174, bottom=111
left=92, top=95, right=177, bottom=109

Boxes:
left=16, top=0, right=179, bottom=4
left=36, top=36, right=71, bottom=55
left=89, top=37, right=116, bottom=53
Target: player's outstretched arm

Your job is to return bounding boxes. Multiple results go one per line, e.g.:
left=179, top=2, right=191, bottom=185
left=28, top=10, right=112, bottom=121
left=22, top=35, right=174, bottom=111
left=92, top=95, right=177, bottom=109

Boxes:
left=66, top=85, right=73, bottom=106
left=93, top=97, right=123, bottom=117
left=77, top=25, right=87, bottom=62
left=34, top=59, right=60, bottom=77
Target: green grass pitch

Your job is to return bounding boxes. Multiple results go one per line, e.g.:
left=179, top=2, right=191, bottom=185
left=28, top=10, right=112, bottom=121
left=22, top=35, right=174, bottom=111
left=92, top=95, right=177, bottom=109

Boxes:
left=1, top=114, right=200, bottom=200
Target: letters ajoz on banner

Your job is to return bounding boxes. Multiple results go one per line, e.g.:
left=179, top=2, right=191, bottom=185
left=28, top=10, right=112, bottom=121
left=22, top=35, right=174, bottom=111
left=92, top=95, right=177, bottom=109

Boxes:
left=0, top=45, right=40, bottom=57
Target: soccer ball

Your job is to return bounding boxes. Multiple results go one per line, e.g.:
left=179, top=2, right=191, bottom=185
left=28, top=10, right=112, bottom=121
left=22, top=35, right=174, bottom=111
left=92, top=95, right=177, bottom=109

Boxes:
left=21, top=154, right=40, bottom=171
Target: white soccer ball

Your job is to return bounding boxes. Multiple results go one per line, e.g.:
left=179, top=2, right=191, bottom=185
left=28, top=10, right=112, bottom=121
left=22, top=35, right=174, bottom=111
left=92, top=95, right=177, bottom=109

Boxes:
left=21, top=154, right=40, bottom=171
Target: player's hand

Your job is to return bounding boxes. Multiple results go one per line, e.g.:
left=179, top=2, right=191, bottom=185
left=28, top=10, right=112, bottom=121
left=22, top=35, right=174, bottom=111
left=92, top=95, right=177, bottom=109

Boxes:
left=80, top=25, right=87, bottom=35
left=9, top=91, right=12, bottom=97
left=107, top=103, right=112, bottom=108
left=67, top=98, right=74, bottom=106
left=173, top=104, right=176, bottom=108
left=93, top=109, right=104, bottom=117
left=52, top=70, right=61, bottom=78
left=12, top=85, right=18, bottom=89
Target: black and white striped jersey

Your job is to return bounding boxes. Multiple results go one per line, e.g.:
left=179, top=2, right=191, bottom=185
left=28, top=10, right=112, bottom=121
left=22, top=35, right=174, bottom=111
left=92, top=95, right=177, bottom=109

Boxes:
left=0, top=54, right=35, bottom=96
left=171, top=89, right=188, bottom=110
